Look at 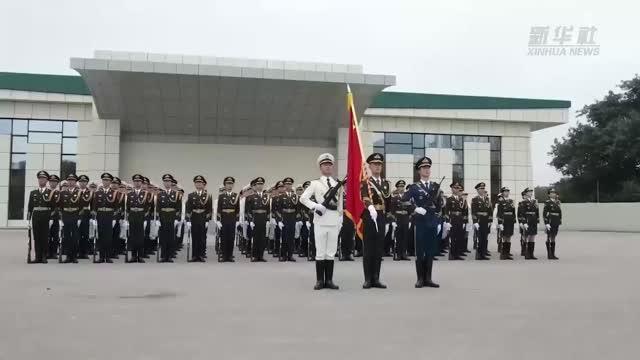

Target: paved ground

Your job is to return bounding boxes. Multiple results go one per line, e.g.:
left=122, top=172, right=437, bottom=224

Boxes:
left=0, top=230, right=638, bottom=360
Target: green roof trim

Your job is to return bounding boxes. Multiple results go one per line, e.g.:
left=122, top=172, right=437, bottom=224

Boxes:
left=371, top=91, right=571, bottom=110
left=0, top=72, right=90, bottom=96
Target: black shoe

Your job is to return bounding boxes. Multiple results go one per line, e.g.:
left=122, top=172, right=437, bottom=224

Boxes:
left=529, top=243, right=538, bottom=260
left=362, top=281, right=372, bottom=289
left=314, top=261, right=325, bottom=290
left=105, top=259, right=113, bottom=263
left=278, top=257, right=286, bottom=262
left=78, top=255, right=89, bottom=259
left=288, top=257, right=296, bottom=262
left=251, top=258, right=258, bottom=262
left=475, top=251, right=489, bottom=260
left=137, top=258, right=145, bottom=263
left=323, top=260, right=339, bottom=290
left=424, top=258, right=440, bottom=288
left=71, top=258, right=79, bottom=264
left=400, top=256, right=411, bottom=261
left=354, top=251, right=363, bottom=257
left=188, top=258, right=198, bottom=262
left=165, top=258, right=174, bottom=263
left=42, top=258, right=48, bottom=264
left=371, top=280, right=387, bottom=289
left=550, top=242, right=559, bottom=260
left=258, top=258, right=267, bottom=262
left=414, top=260, right=424, bottom=288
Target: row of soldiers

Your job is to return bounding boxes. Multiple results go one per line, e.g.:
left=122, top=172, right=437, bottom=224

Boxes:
left=26, top=168, right=562, bottom=264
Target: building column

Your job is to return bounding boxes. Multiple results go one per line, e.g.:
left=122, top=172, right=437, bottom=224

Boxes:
left=77, top=104, right=120, bottom=182
left=0, top=133, right=9, bottom=226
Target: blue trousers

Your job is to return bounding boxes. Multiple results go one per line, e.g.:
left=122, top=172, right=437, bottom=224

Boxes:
left=415, top=222, right=438, bottom=260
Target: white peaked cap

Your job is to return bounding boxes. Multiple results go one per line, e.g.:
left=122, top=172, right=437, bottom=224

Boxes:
left=317, top=153, right=335, bottom=165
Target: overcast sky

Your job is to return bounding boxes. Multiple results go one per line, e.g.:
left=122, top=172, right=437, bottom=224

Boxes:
left=1, top=0, right=638, bottom=185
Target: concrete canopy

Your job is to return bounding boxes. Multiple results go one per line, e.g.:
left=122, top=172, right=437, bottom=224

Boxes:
left=70, top=51, right=395, bottom=143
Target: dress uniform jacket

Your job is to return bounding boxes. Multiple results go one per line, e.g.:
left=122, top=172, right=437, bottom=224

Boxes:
left=217, top=191, right=239, bottom=259
left=58, top=187, right=82, bottom=258
left=496, top=197, right=517, bottom=237
left=126, top=189, right=152, bottom=253
left=27, top=187, right=55, bottom=262
left=92, top=188, right=119, bottom=260
left=402, top=180, right=443, bottom=259
left=156, top=189, right=182, bottom=260
left=77, top=188, right=93, bottom=257
left=245, top=191, right=270, bottom=258
left=543, top=199, right=562, bottom=236
left=185, top=190, right=213, bottom=259
left=518, top=199, right=540, bottom=236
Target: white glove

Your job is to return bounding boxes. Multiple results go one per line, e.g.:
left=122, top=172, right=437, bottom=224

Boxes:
left=174, top=220, right=180, bottom=227
left=524, top=224, right=529, bottom=230
left=186, top=221, right=191, bottom=229
left=499, top=224, right=504, bottom=231
left=462, top=223, right=466, bottom=230
left=26, top=220, right=32, bottom=229
left=444, top=222, right=452, bottom=231
left=112, top=220, right=116, bottom=228
left=519, top=223, right=524, bottom=230
left=216, top=221, right=222, bottom=229
left=250, top=221, right=255, bottom=228
left=59, top=220, right=64, bottom=228
left=414, top=207, right=427, bottom=215
left=391, top=222, right=398, bottom=228
left=236, top=221, right=240, bottom=227
left=545, top=224, right=551, bottom=231
left=144, top=220, right=147, bottom=228
left=466, top=223, right=473, bottom=232
left=155, top=220, right=161, bottom=227
left=473, top=223, right=480, bottom=231
left=408, top=222, right=412, bottom=228
left=437, top=224, right=442, bottom=234
left=314, top=203, right=327, bottom=215
left=296, top=221, right=303, bottom=227
left=305, top=221, right=311, bottom=228
left=278, top=221, right=284, bottom=229
left=77, top=220, right=82, bottom=227
left=205, top=222, right=209, bottom=229
left=270, top=218, right=277, bottom=226
left=368, top=205, right=377, bottom=220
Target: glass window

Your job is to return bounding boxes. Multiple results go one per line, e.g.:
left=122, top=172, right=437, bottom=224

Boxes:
left=373, top=146, right=385, bottom=155
left=425, top=134, right=438, bottom=148
left=63, top=122, right=78, bottom=137
left=372, top=132, right=384, bottom=147
left=489, top=136, right=501, bottom=151
left=439, top=134, right=451, bottom=148
left=412, top=134, right=424, bottom=148
left=0, top=119, right=11, bottom=134
left=8, top=169, right=26, bottom=220
left=453, top=150, right=464, bottom=164
left=61, top=155, right=77, bottom=179
left=491, top=165, right=501, bottom=181
left=451, top=135, right=463, bottom=150
left=413, top=148, right=425, bottom=161
left=385, top=144, right=412, bottom=154
left=29, top=120, right=62, bottom=132
left=385, top=133, right=411, bottom=144
left=62, top=137, right=77, bottom=154
left=452, top=164, right=464, bottom=183
left=28, top=132, right=62, bottom=144
left=476, top=136, right=489, bottom=143
left=12, top=120, right=27, bottom=135
left=490, top=151, right=501, bottom=165
left=12, top=136, right=27, bottom=153
left=10, top=154, right=26, bottom=169
left=463, top=135, right=475, bottom=144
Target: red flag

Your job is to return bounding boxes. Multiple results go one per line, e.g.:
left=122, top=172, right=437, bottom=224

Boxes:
left=344, top=85, right=366, bottom=240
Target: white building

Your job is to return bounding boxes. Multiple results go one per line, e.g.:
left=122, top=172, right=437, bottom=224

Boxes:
left=0, top=50, right=570, bottom=228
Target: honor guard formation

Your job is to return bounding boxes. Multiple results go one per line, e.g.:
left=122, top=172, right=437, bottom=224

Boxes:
left=25, top=153, right=562, bottom=290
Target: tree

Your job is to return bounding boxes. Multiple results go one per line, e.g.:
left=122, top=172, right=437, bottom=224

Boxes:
left=549, top=75, right=640, bottom=193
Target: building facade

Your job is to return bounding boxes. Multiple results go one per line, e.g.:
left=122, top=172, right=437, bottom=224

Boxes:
left=0, top=50, right=569, bottom=228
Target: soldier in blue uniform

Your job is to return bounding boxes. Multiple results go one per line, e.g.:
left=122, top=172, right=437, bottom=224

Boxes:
left=543, top=188, right=561, bottom=260
left=57, top=174, right=81, bottom=263
left=92, top=173, right=117, bottom=263
left=27, top=171, right=54, bottom=263
left=496, top=186, right=516, bottom=260
left=360, top=153, right=391, bottom=289
left=217, top=176, right=239, bottom=262
left=185, top=175, right=212, bottom=262
left=156, top=174, right=182, bottom=262
left=125, top=174, right=151, bottom=263
left=402, top=157, right=443, bottom=288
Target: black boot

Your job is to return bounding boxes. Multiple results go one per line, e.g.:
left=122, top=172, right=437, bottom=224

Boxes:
left=414, top=260, right=424, bottom=288
left=371, top=259, right=387, bottom=289
left=424, top=257, right=440, bottom=288
left=503, top=242, right=513, bottom=260
left=314, top=261, right=324, bottom=290
left=549, top=242, right=559, bottom=260
left=324, top=260, right=339, bottom=290
left=546, top=241, right=552, bottom=260
left=520, top=239, right=526, bottom=256
left=526, top=242, right=537, bottom=260
left=362, top=258, right=372, bottom=289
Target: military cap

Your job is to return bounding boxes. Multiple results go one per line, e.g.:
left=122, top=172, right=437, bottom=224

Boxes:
left=317, top=153, right=335, bottom=166
left=474, top=182, right=486, bottom=190
left=303, top=181, right=311, bottom=188
left=113, top=177, right=121, bottom=185
left=89, top=182, right=97, bottom=188
left=450, top=181, right=462, bottom=189
left=521, top=190, right=527, bottom=196
left=37, top=170, right=49, bottom=179
left=524, top=187, right=533, bottom=193
left=283, top=177, right=294, bottom=185
left=414, top=156, right=432, bottom=170
left=275, top=181, right=285, bottom=188
left=162, top=174, right=174, bottom=182
left=395, top=180, right=406, bottom=188
left=193, top=175, right=206, bottom=184
left=132, top=174, right=144, bottom=182
left=548, top=188, right=557, bottom=194
left=366, top=152, right=384, bottom=164
left=500, top=186, right=510, bottom=192
left=66, top=174, right=78, bottom=181
left=250, top=179, right=257, bottom=187
left=142, top=177, right=150, bottom=184
left=296, top=184, right=304, bottom=190
left=48, top=174, right=60, bottom=182
left=101, top=172, right=114, bottom=181
left=223, top=176, right=235, bottom=184
left=255, top=177, right=265, bottom=185
left=462, top=191, right=468, bottom=196
left=78, top=175, right=89, bottom=182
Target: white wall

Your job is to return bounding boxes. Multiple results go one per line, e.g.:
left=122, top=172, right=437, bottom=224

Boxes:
left=543, top=203, right=640, bottom=232
left=120, top=141, right=334, bottom=188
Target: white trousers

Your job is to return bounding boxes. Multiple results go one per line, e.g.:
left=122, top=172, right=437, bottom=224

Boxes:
left=314, top=224, right=339, bottom=260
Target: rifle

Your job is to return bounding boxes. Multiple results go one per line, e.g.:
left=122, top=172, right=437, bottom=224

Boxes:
left=27, top=223, right=33, bottom=264
left=124, top=194, right=129, bottom=263
left=186, top=226, right=191, bottom=262
left=91, top=218, right=97, bottom=263
left=315, top=177, right=346, bottom=216
left=58, top=221, right=63, bottom=263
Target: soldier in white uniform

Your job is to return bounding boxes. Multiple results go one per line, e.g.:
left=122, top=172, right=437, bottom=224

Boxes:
left=300, top=153, right=342, bottom=290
